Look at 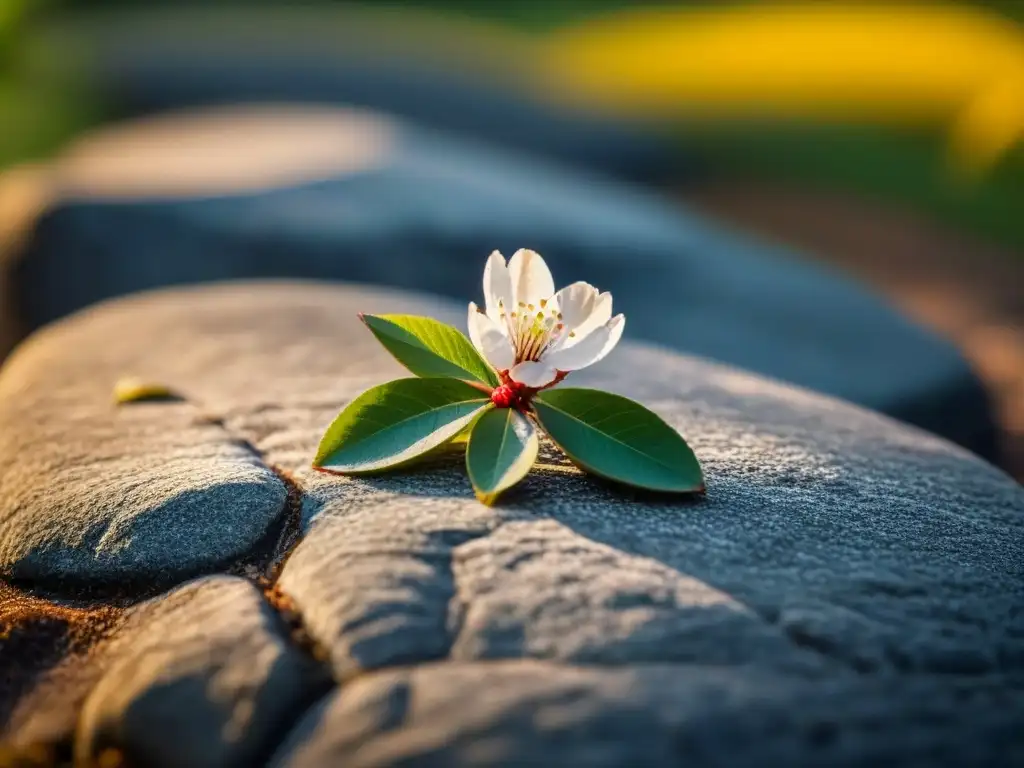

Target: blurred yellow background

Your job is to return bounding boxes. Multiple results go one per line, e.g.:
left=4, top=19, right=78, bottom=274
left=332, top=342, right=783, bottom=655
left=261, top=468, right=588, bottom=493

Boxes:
left=3, top=1, right=1024, bottom=247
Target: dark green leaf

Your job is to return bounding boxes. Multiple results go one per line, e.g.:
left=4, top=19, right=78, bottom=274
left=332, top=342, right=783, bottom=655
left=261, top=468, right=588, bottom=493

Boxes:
left=466, top=407, right=539, bottom=504
left=532, top=388, right=704, bottom=493
left=362, top=314, right=499, bottom=387
left=314, top=377, right=490, bottom=473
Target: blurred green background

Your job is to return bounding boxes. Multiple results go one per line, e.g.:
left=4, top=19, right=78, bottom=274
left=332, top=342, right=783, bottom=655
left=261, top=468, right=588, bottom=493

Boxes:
left=2, top=0, right=1024, bottom=252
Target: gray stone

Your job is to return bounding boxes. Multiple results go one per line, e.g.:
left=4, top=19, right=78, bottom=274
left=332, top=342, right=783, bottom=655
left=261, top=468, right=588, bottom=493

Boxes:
left=75, top=575, right=332, bottom=768
left=0, top=304, right=288, bottom=587
left=1, top=281, right=1021, bottom=764
left=278, top=366, right=1024, bottom=687
left=3, top=105, right=995, bottom=458
left=271, top=661, right=1024, bottom=768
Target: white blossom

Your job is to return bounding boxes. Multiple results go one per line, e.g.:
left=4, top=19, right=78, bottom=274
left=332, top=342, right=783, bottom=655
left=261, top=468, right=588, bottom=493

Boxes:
left=467, top=249, right=625, bottom=388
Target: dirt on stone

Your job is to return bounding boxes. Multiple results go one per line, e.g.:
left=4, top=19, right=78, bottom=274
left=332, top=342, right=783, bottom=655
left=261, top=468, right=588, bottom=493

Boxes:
left=0, top=583, right=127, bottom=761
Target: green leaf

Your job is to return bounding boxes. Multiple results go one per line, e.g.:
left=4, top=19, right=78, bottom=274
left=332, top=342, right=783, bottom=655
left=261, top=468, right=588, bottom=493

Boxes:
left=112, top=377, right=181, bottom=404
left=314, top=378, right=491, bottom=473
left=361, top=314, right=499, bottom=387
left=466, top=407, right=539, bottom=504
left=532, top=388, right=704, bottom=493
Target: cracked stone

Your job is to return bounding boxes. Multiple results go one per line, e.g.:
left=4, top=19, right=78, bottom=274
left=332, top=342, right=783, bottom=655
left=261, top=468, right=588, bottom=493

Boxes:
left=0, top=583, right=124, bottom=749
left=74, top=576, right=332, bottom=768
left=1, top=281, right=1022, bottom=764
left=0, top=354, right=288, bottom=588
left=277, top=481, right=498, bottom=679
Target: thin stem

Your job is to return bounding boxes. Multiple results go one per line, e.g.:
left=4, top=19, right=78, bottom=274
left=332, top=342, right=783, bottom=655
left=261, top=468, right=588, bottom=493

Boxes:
left=535, top=371, right=569, bottom=392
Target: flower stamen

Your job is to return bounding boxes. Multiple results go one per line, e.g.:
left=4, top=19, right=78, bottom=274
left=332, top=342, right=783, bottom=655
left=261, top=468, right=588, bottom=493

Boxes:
left=469, top=249, right=624, bottom=390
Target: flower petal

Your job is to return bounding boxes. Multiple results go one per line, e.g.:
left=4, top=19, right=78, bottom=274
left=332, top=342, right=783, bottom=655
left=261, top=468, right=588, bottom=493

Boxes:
left=508, top=360, right=559, bottom=388
left=483, top=250, right=513, bottom=320
left=508, top=249, right=555, bottom=307
left=571, top=291, right=612, bottom=340
left=468, top=302, right=515, bottom=371
left=543, top=314, right=625, bottom=372
left=545, top=290, right=613, bottom=355
left=552, top=281, right=599, bottom=329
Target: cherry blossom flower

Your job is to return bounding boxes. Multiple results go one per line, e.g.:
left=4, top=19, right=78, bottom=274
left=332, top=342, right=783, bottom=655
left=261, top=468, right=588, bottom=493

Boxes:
left=467, top=249, right=625, bottom=394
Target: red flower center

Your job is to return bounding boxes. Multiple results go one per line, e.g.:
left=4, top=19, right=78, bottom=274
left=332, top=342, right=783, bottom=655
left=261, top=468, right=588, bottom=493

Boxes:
left=490, top=383, right=518, bottom=409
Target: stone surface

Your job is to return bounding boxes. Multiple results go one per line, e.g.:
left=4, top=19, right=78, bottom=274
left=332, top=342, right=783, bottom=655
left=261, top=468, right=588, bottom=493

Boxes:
left=75, top=576, right=332, bottom=768
left=0, top=305, right=288, bottom=586
left=682, top=179, right=1024, bottom=481
left=1, top=281, right=1021, bottom=764
left=271, top=661, right=1024, bottom=768
left=0, top=583, right=124, bottom=749
left=3, top=106, right=996, bottom=458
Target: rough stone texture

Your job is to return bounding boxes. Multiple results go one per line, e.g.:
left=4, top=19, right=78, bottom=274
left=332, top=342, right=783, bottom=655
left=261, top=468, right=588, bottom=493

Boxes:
left=1, top=106, right=996, bottom=458
left=75, top=576, right=332, bottom=768
left=0, top=281, right=1021, bottom=765
left=271, top=661, right=1024, bottom=768
left=0, top=313, right=288, bottom=587
left=0, top=583, right=124, bottom=749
